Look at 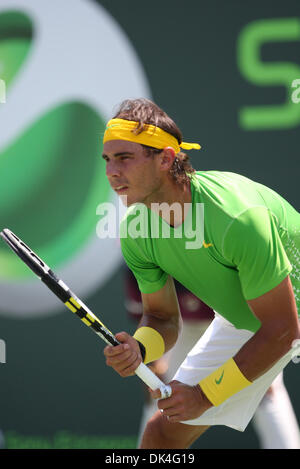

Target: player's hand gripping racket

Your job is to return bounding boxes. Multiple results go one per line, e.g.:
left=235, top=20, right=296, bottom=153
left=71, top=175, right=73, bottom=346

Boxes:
left=0, top=228, right=172, bottom=399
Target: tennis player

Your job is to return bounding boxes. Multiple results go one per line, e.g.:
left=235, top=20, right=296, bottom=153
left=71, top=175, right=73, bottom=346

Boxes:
left=102, top=98, right=300, bottom=449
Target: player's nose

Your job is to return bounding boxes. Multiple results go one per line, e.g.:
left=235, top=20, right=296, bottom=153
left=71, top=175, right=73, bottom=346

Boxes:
left=106, top=159, right=121, bottom=178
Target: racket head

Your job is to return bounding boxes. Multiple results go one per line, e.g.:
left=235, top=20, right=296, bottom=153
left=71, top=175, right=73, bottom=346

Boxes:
left=0, top=230, right=169, bottom=393
left=0, top=228, right=119, bottom=346
left=0, top=228, right=49, bottom=278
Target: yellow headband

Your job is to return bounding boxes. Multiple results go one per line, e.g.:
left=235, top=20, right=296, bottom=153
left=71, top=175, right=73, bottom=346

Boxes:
left=103, top=118, right=201, bottom=154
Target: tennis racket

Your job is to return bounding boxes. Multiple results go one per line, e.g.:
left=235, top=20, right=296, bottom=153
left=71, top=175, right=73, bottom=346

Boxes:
left=0, top=228, right=172, bottom=399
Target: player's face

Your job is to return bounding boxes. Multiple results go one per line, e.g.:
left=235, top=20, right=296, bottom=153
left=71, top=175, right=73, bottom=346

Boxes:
left=103, top=140, right=163, bottom=206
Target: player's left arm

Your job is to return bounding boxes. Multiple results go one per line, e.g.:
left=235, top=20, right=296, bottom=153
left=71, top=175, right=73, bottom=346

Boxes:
left=154, top=276, right=300, bottom=422
left=234, top=274, right=300, bottom=381
left=154, top=207, right=300, bottom=421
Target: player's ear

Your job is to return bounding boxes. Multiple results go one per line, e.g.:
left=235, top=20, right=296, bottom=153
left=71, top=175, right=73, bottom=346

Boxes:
left=160, top=147, right=176, bottom=171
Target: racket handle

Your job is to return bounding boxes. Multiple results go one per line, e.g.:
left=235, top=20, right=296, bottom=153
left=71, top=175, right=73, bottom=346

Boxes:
left=134, top=362, right=172, bottom=399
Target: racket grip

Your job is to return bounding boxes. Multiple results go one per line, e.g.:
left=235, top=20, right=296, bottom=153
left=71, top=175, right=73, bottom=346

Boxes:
left=134, top=362, right=172, bottom=399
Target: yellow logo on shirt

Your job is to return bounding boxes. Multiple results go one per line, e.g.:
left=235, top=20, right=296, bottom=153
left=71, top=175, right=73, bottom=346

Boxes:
left=203, top=241, right=213, bottom=248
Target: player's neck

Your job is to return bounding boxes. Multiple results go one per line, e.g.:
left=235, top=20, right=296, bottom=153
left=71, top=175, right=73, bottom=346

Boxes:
left=148, top=178, right=192, bottom=227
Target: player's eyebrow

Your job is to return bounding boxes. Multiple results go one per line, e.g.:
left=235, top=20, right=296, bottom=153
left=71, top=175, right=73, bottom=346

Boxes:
left=102, top=151, right=134, bottom=159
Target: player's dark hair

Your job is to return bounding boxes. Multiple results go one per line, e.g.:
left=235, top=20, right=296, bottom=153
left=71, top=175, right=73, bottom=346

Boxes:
left=113, top=98, right=195, bottom=185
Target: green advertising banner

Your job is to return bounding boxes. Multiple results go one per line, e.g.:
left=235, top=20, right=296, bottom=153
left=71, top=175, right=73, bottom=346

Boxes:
left=0, top=0, right=299, bottom=450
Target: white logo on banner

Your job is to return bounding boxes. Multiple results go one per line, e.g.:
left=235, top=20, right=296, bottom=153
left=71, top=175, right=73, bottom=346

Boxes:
left=0, top=0, right=150, bottom=317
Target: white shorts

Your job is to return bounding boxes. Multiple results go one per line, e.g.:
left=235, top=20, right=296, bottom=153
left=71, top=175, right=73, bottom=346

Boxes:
left=173, top=313, right=296, bottom=431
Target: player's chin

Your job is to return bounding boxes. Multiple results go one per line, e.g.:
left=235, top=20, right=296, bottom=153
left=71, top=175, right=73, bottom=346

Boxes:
left=122, top=193, right=143, bottom=207
left=118, top=191, right=135, bottom=207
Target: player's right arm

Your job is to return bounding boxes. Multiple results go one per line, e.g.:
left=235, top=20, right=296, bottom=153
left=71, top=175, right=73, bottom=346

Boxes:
left=104, top=275, right=182, bottom=377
